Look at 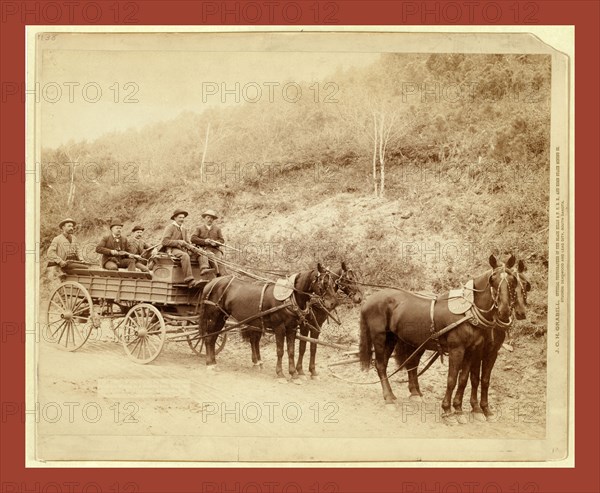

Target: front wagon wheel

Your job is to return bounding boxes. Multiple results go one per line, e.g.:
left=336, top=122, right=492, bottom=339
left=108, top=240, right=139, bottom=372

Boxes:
left=122, top=303, right=166, bottom=364
left=45, top=281, right=93, bottom=351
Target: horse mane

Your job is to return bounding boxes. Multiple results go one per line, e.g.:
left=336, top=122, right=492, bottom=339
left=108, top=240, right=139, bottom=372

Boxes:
left=293, top=268, right=317, bottom=308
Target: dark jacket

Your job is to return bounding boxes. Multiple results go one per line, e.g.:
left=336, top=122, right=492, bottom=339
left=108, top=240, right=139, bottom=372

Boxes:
left=96, top=234, right=131, bottom=267
left=161, top=222, right=190, bottom=250
left=191, top=224, right=224, bottom=249
left=127, top=238, right=151, bottom=256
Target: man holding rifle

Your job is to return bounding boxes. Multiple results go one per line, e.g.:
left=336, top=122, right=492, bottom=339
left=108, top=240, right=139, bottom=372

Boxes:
left=162, top=209, right=212, bottom=288
left=191, top=209, right=228, bottom=276
left=47, top=218, right=89, bottom=279
left=95, top=220, right=136, bottom=271
left=127, top=225, right=152, bottom=272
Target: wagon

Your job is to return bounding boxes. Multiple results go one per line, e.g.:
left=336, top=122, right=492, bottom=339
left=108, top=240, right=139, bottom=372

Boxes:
left=44, top=254, right=226, bottom=364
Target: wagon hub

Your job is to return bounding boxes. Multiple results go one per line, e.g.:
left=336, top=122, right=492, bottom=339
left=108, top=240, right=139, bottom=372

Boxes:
left=137, top=327, right=148, bottom=337
left=62, top=311, right=73, bottom=321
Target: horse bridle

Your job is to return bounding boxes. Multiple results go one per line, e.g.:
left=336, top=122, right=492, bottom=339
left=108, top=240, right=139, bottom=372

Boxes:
left=513, top=270, right=530, bottom=305
left=467, top=265, right=518, bottom=329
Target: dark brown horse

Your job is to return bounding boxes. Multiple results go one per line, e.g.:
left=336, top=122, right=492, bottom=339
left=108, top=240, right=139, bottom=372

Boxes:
left=359, top=255, right=519, bottom=422
left=199, top=264, right=338, bottom=379
left=296, top=262, right=364, bottom=379
left=451, top=259, right=531, bottom=423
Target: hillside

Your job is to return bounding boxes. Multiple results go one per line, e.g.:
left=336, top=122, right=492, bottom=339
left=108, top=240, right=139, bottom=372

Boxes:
left=39, top=53, right=551, bottom=340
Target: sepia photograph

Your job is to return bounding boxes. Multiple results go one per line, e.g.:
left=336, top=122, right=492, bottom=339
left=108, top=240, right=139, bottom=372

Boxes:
left=26, top=27, right=571, bottom=465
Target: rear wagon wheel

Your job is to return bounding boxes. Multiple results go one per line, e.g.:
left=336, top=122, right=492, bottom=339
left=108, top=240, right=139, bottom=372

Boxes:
left=45, top=281, right=93, bottom=351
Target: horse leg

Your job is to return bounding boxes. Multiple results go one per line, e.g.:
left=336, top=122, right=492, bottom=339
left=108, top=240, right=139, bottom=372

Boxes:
left=286, top=327, right=299, bottom=381
left=373, top=331, right=396, bottom=404
left=382, top=332, right=397, bottom=400
left=480, top=345, right=502, bottom=419
left=469, top=349, right=486, bottom=422
left=250, top=330, right=263, bottom=369
left=452, top=350, right=473, bottom=424
left=308, top=326, right=319, bottom=379
left=274, top=325, right=285, bottom=379
left=295, top=323, right=308, bottom=377
left=206, top=312, right=225, bottom=368
left=396, top=342, right=424, bottom=400
left=442, top=346, right=464, bottom=425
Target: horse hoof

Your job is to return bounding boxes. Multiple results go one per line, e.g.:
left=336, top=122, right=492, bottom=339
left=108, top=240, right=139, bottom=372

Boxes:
left=297, top=374, right=308, bottom=380
left=443, top=413, right=458, bottom=426
left=472, top=412, right=487, bottom=423
left=456, top=413, right=468, bottom=425
left=277, top=377, right=287, bottom=384
left=291, top=378, right=303, bottom=386
left=206, top=365, right=219, bottom=372
left=409, top=395, right=422, bottom=402
left=384, top=397, right=396, bottom=405
left=310, top=374, right=320, bottom=381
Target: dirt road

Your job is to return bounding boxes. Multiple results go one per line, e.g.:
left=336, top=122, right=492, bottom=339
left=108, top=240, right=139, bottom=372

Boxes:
left=35, top=306, right=546, bottom=462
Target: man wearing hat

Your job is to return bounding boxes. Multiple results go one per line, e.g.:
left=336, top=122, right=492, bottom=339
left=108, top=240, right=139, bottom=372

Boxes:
left=126, top=225, right=151, bottom=272
left=47, top=218, right=88, bottom=278
left=162, top=209, right=212, bottom=287
left=191, top=210, right=227, bottom=275
left=95, top=220, right=136, bottom=271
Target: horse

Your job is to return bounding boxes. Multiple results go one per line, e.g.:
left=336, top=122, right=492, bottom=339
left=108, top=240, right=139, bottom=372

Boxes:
left=358, top=254, right=519, bottom=423
left=295, top=261, right=364, bottom=379
left=199, top=263, right=338, bottom=379
left=451, top=259, right=531, bottom=422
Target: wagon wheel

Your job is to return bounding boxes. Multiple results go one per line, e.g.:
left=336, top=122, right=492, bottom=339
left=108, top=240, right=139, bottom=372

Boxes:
left=121, top=303, right=166, bottom=364
left=45, top=281, right=94, bottom=351
left=187, top=330, right=227, bottom=356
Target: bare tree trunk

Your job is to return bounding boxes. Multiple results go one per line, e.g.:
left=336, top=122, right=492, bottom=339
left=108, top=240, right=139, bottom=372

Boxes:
left=372, top=113, right=378, bottom=196
left=200, top=123, right=210, bottom=182
left=379, top=114, right=385, bottom=197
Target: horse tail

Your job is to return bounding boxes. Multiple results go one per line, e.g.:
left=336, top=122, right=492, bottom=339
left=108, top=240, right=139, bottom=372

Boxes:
left=358, top=309, right=372, bottom=371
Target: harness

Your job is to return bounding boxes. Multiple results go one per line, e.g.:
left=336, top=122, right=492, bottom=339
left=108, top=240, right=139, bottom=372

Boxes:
left=427, top=266, right=518, bottom=354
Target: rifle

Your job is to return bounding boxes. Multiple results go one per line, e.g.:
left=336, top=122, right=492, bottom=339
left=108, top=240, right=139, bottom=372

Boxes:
left=141, top=243, right=161, bottom=257
left=115, top=250, right=148, bottom=264
left=207, top=240, right=241, bottom=253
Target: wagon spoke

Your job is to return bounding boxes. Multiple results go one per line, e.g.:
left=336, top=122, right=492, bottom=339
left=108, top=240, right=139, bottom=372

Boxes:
left=49, top=299, right=66, bottom=313
left=50, top=320, right=67, bottom=339
left=145, top=335, right=160, bottom=353
left=142, top=339, right=151, bottom=360
left=47, top=317, right=64, bottom=327
left=54, top=288, right=68, bottom=310
left=66, top=285, right=75, bottom=309
left=71, top=296, right=88, bottom=315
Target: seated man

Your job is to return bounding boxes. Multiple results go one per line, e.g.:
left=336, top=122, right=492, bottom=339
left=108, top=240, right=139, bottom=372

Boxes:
left=127, top=225, right=151, bottom=272
left=191, top=209, right=228, bottom=276
left=95, top=220, right=136, bottom=271
left=47, top=218, right=89, bottom=279
left=162, top=209, right=212, bottom=288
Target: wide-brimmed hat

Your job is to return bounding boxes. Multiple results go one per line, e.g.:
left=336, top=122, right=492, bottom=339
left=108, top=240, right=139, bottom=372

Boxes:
left=202, top=209, right=218, bottom=219
left=59, top=218, right=76, bottom=229
left=110, top=219, right=124, bottom=229
left=171, top=209, right=189, bottom=220
left=132, top=225, right=145, bottom=232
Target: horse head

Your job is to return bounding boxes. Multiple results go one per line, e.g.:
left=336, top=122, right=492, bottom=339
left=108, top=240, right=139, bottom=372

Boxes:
left=334, top=261, right=363, bottom=304
left=487, top=254, right=519, bottom=325
left=309, top=263, right=338, bottom=311
left=511, top=259, right=531, bottom=320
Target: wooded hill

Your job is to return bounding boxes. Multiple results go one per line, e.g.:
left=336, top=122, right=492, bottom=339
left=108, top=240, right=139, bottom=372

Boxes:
left=41, top=53, right=551, bottom=335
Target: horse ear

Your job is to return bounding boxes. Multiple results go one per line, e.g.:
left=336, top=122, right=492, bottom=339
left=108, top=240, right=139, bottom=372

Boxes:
left=518, top=259, right=527, bottom=273
left=489, top=254, right=498, bottom=268
left=506, top=254, right=516, bottom=269
left=341, top=261, right=348, bottom=271
left=317, top=262, right=325, bottom=273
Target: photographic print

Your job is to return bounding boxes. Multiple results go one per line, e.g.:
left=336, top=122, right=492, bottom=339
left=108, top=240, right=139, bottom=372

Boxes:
left=26, top=28, right=571, bottom=464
